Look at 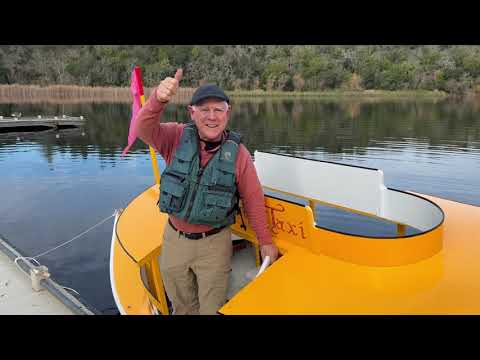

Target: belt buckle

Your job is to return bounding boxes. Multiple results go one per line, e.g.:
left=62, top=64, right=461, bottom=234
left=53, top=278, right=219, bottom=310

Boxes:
left=185, top=231, right=203, bottom=240
left=195, top=231, right=207, bottom=239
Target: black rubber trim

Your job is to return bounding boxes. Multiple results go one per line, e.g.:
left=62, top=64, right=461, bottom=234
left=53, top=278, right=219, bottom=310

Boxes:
left=262, top=189, right=445, bottom=240
left=115, top=186, right=158, bottom=264
left=399, top=189, right=480, bottom=208
left=265, top=193, right=306, bottom=206
left=312, top=187, right=445, bottom=239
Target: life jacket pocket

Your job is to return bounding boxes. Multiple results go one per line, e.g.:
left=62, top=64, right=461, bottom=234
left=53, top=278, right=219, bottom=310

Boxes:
left=171, top=150, right=194, bottom=175
left=197, top=191, right=234, bottom=224
left=159, top=173, right=188, bottom=213
left=211, top=160, right=235, bottom=187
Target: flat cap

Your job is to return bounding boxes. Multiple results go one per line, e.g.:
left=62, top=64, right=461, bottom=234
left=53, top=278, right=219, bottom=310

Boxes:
left=190, top=84, right=230, bottom=105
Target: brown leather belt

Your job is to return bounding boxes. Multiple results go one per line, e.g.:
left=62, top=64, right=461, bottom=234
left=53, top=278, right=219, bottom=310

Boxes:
left=168, top=219, right=225, bottom=240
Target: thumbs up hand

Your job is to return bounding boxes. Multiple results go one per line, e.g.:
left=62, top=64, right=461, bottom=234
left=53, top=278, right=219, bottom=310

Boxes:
left=156, top=68, right=183, bottom=103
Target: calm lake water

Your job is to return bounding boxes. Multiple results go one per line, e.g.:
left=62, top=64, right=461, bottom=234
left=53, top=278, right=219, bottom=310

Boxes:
left=1, top=98, right=479, bottom=314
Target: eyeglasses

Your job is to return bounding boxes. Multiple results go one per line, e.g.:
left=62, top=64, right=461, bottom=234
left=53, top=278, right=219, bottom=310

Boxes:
left=194, top=106, right=228, bottom=117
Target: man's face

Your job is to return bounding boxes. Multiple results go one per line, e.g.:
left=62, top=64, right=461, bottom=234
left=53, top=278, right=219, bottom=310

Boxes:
left=188, top=98, right=230, bottom=142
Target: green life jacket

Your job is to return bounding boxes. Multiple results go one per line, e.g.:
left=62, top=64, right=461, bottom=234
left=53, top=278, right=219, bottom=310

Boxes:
left=158, top=124, right=242, bottom=228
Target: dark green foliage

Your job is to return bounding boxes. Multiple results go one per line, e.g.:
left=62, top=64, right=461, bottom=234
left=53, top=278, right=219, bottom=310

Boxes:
left=1, top=45, right=480, bottom=94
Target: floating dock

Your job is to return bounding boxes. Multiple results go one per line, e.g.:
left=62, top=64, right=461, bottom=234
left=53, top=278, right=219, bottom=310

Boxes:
left=0, top=115, right=85, bottom=132
left=0, top=234, right=97, bottom=315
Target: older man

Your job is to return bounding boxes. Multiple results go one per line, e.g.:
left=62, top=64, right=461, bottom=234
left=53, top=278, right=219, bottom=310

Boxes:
left=135, top=69, right=278, bottom=315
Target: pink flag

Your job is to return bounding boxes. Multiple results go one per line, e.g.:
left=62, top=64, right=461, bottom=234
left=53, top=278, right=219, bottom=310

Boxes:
left=121, top=67, right=142, bottom=157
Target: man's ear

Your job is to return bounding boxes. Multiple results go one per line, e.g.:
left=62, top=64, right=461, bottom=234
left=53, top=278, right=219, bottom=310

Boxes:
left=187, top=105, right=194, bottom=116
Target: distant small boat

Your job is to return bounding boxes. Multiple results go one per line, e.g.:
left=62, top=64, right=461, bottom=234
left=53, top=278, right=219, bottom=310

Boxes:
left=110, top=151, right=480, bottom=315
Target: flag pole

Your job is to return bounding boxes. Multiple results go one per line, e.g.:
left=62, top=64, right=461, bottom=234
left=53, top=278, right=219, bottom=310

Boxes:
left=134, top=66, right=161, bottom=185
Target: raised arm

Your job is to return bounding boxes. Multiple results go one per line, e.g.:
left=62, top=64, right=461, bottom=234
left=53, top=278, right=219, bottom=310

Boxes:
left=135, top=69, right=184, bottom=160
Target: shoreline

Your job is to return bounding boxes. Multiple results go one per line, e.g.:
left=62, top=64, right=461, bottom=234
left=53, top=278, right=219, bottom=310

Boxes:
left=228, top=89, right=450, bottom=99
left=0, top=84, right=465, bottom=104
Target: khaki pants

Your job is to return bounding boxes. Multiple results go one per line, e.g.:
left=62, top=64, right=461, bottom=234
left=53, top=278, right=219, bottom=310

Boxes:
left=160, top=221, right=232, bottom=315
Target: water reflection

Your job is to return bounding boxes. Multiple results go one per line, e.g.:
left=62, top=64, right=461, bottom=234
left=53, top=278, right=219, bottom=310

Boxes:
left=0, top=97, right=479, bottom=313
left=2, top=98, right=479, bottom=162
left=230, top=99, right=480, bottom=157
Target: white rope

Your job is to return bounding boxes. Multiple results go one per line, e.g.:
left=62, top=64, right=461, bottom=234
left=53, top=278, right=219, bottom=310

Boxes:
left=14, top=257, right=40, bottom=277
left=13, top=210, right=117, bottom=298
left=14, top=257, right=80, bottom=296
left=62, top=286, right=80, bottom=295
left=15, top=256, right=41, bottom=267
left=31, top=211, right=116, bottom=260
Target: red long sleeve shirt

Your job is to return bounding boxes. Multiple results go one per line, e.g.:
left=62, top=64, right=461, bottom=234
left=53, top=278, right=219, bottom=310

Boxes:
left=135, top=90, right=273, bottom=246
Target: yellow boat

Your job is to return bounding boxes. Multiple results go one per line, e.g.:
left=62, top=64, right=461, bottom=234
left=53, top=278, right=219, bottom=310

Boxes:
left=110, top=151, right=480, bottom=315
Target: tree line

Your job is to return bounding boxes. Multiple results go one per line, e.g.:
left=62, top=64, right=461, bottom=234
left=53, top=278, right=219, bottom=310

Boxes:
left=1, top=45, right=480, bottom=95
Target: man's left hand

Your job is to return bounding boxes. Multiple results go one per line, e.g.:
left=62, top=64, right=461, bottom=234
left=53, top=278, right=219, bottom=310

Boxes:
left=260, top=244, right=279, bottom=263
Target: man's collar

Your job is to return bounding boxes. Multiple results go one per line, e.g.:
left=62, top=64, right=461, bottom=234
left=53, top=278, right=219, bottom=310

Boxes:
left=199, top=131, right=226, bottom=152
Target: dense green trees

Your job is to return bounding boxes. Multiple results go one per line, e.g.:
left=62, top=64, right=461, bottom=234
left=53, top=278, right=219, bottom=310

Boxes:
left=1, top=45, right=480, bottom=95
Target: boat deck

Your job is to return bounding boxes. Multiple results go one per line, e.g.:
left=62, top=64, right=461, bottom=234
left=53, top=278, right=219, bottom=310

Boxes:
left=220, top=195, right=480, bottom=314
